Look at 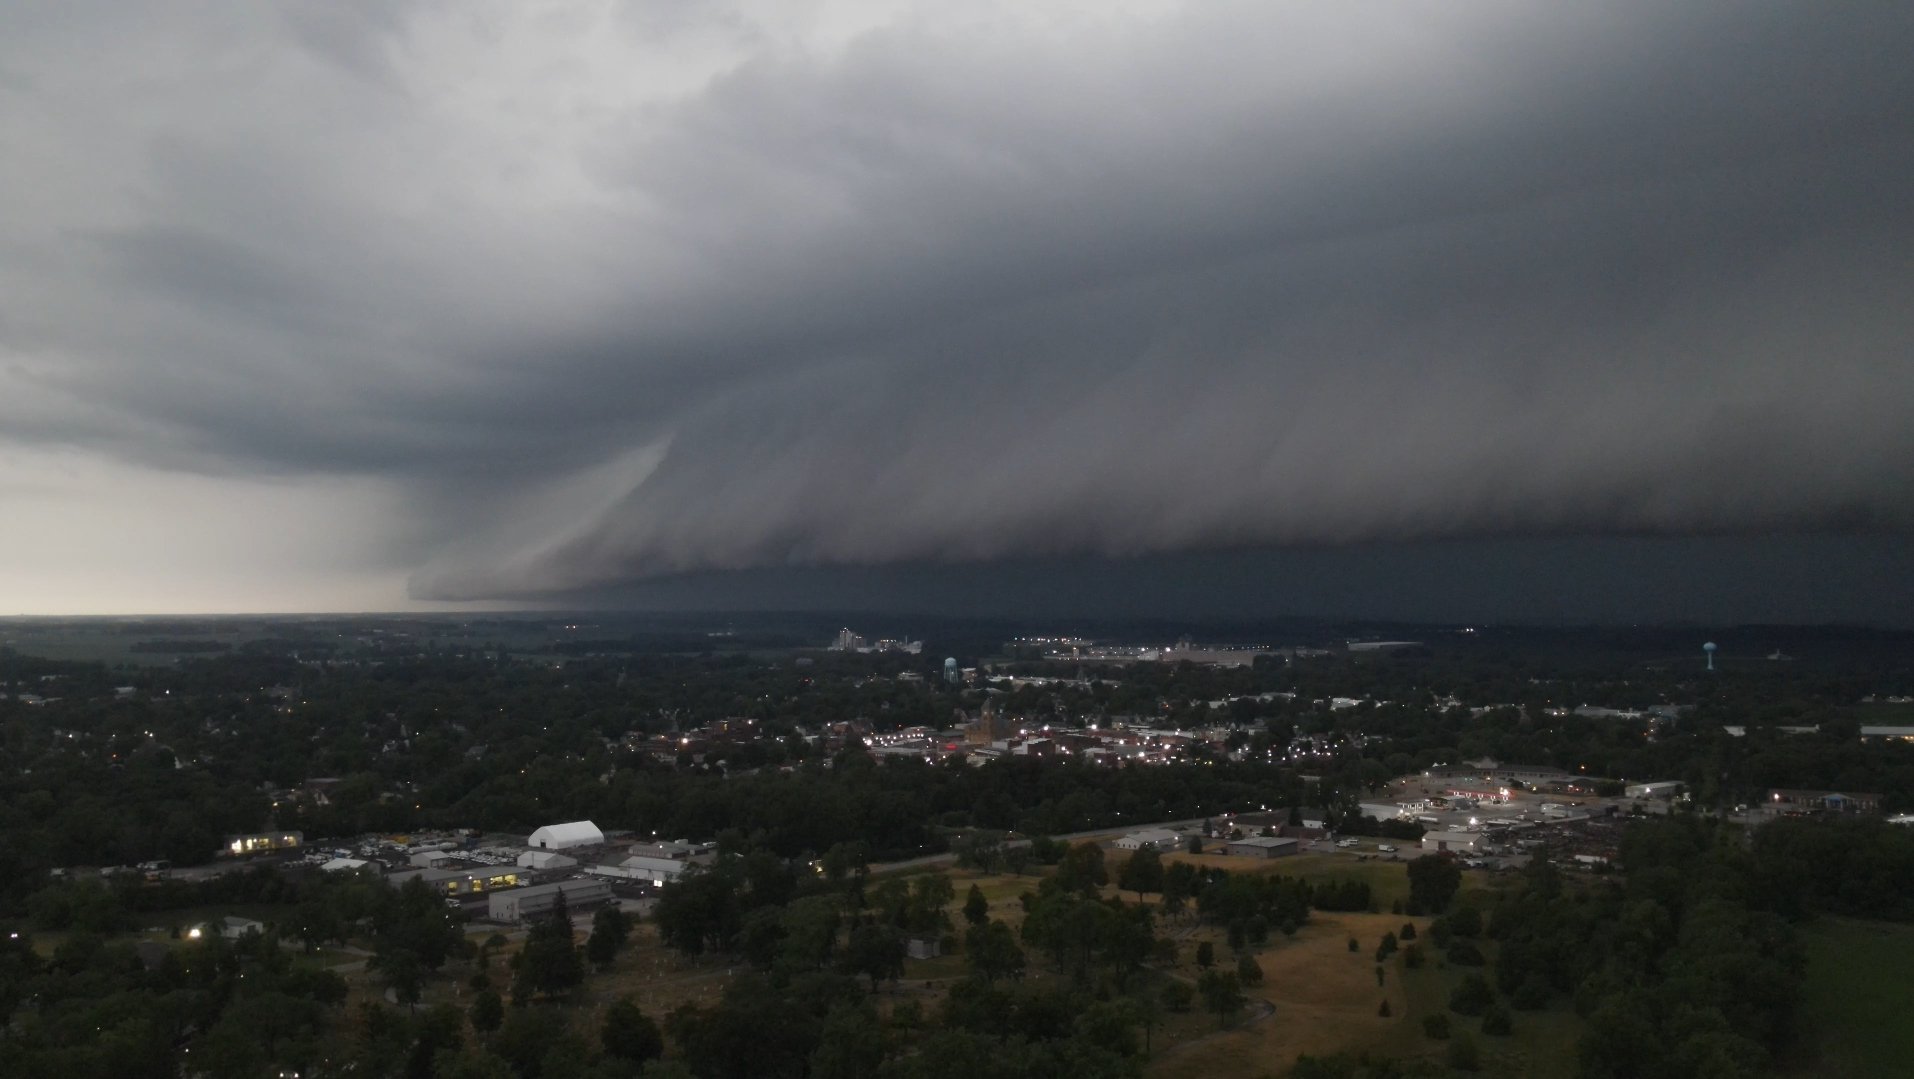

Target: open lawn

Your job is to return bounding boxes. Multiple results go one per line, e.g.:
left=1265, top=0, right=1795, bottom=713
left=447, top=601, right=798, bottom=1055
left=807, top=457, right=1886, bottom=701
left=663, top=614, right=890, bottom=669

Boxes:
left=1144, top=902, right=1582, bottom=1079
left=1788, top=917, right=1914, bottom=1078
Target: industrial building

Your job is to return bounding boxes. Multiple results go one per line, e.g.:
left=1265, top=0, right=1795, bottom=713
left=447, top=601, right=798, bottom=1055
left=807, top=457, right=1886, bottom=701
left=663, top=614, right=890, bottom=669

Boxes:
left=528, top=821, right=604, bottom=850
left=586, top=854, right=692, bottom=884
left=1114, top=829, right=1182, bottom=851
left=389, top=866, right=522, bottom=896
left=517, top=850, right=577, bottom=870
left=488, top=878, right=612, bottom=923
left=223, top=831, right=302, bottom=857
left=1625, top=781, right=1683, bottom=799
left=1225, top=836, right=1299, bottom=859
left=1420, top=831, right=1481, bottom=854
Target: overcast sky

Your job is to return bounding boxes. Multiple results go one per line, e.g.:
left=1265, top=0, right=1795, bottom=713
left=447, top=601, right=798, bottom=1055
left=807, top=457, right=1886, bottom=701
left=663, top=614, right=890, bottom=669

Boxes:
left=3, top=2, right=1911, bottom=620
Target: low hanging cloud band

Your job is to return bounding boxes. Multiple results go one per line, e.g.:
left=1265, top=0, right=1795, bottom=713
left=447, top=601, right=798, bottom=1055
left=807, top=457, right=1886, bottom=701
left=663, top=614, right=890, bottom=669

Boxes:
left=1, top=2, right=1909, bottom=605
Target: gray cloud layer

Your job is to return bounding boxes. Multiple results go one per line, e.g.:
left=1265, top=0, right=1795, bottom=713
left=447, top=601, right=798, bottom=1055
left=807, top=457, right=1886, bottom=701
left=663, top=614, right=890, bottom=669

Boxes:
left=2, top=2, right=1911, bottom=605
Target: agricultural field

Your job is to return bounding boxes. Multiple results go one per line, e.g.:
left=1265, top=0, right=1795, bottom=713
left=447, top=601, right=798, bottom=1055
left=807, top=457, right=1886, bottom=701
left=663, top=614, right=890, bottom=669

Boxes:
left=1788, top=917, right=1914, bottom=1078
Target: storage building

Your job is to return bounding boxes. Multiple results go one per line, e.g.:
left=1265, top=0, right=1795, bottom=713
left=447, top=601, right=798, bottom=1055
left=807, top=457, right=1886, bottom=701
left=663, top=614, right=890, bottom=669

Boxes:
left=488, top=878, right=612, bottom=923
left=528, top=821, right=605, bottom=850
left=1224, top=836, right=1299, bottom=859
left=1420, top=831, right=1481, bottom=854
left=1114, top=829, right=1182, bottom=852
left=517, top=850, right=578, bottom=870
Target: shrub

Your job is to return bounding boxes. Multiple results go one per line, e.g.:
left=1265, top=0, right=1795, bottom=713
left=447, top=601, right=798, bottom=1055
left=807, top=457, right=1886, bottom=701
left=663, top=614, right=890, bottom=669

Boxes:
left=1422, top=1013, right=1451, bottom=1040
left=1348, top=938, right=1360, bottom=953
left=1399, top=922, right=1417, bottom=941
left=1446, top=1031, right=1481, bottom=1071
left=1378, top=999, right=1392, bottom=1018
left=1512, top=977, right=1551, bottom=1011
left=1162, top=981, right=1194, bottom=1013
left=1445, top=941, right=1486, bottom=967
left=1448, top=973, right=1494, bottom=1016
left=1482, top=1004, right=1513, bottom=1036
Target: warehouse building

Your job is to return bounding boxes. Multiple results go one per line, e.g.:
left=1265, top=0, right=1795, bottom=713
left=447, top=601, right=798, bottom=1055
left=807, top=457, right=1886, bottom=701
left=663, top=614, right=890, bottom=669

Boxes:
left=1420, top=831, right=1481, bottom=854
left=528, top=821, right=604, bottom=850
left=586, top=854, right=693, bottom=885
left=1225, top=836, right=1299, bottom=859
left=1114, top=828, right=1182, bottom=851
left=488, top=878, right=612, bottom=923
left=223, top=831, right=303, bottom=857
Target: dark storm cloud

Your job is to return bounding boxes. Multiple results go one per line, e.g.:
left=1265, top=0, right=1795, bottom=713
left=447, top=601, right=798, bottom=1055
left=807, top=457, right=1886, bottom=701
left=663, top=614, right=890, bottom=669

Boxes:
left=2, top=2, right=1911, bottom=605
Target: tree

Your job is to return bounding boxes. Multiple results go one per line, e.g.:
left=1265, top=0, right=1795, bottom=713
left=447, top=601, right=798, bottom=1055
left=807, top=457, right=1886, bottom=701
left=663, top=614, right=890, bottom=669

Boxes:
left=1448, top=973, right=1494, bottom=1016
left=1162, top=980, right=1194, bottom=1013
left=1375, top=931, right=1398, bottom=961
left=469, top=987, right=503, bottom=1034
left=965, top=920, right=1026, bottom=982
left=809, top=1004, right=887, bottom=1079
left=1445, top=940, right=1485, bottom=967
left=1448, top=906, right=1482, bottom=938
left=1076, top=998, right=1143, bottom=1059
left=963, top=884, right=989, bottom=927
left=1117, top=847, right=1164, bottom=899
left=1197, top=970, right=1245, bottom=1027
left=513, top=894, right=584, bottom=1000
left=843, top=924, right=905, bottom=990
left=1236, top=953, right=1263, bottom=986
left=1481, top=1003, right=1513, bottom=1036
left=593, top=904, right=631, bottom=951
left=1195, top=940, right=1215, bottom=969
left=1406, top=856, right=1463, bottom=914
left=1423, top=1013, right=1450, bottom=1040
left=586, top=923, right=620, bottom=970
left=1378, top=999, right=1392, bottom=1017
left=1055, top=843, right=1108, bottom=895
left=1446, top=1030, right=1482, bottom=1072
left=1399, top=922, right=1417, bottom=941
left=602, top=998, right=664, bottom=1065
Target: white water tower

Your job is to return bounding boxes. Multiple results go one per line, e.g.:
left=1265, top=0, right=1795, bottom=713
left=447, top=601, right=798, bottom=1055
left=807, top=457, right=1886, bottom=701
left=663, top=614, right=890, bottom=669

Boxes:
left=1703, top=641, right=1717, bottom=672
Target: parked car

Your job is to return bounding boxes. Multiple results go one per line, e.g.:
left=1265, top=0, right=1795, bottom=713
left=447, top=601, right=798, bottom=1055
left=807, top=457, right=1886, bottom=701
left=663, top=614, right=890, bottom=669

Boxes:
left=1377, top=844, right=1397, bottom=853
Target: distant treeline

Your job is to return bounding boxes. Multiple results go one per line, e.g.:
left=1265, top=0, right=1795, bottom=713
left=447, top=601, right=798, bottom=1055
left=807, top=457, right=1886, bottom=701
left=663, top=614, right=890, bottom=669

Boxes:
left=127, top=638, right=232, bottom=654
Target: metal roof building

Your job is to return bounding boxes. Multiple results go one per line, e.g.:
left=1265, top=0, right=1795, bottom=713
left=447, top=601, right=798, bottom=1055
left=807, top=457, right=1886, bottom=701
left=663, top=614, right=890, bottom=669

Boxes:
left=488, top=878, right=612, bottom=923
left=528, top=820, right=605, bottom=849
left=1224, top=836, right=1300, bottom=859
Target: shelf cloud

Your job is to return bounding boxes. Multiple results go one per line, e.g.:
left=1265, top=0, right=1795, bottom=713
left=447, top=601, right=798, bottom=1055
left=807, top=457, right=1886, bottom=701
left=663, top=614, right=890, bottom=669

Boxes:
left=2, top=2, right=1911, bottom=611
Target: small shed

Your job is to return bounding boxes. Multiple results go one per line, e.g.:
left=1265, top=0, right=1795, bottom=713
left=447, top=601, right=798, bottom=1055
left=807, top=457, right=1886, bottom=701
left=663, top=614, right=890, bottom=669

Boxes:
left=220, top=916, right=265, bottom=939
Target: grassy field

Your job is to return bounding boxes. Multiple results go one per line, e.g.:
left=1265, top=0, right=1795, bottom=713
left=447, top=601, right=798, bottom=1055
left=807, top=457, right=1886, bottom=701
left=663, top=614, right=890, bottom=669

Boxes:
left=1789, top=917, right=1914, bottom=1078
